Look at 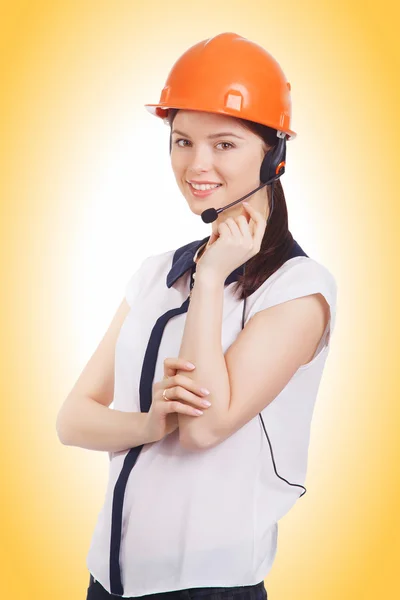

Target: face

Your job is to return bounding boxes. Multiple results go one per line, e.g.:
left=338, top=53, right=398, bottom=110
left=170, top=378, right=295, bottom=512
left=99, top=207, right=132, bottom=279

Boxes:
left=170, top=110, right=270, bottom=236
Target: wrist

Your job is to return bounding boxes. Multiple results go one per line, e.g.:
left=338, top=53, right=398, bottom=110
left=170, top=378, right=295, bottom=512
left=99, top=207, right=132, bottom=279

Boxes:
left=138, top=412, right=160, bottom=445
left=194, top=266, right=226, bottom=287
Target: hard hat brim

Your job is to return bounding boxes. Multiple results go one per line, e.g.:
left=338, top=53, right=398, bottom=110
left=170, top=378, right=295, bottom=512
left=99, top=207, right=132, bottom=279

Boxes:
left=144, top=104, right=297, bottom=140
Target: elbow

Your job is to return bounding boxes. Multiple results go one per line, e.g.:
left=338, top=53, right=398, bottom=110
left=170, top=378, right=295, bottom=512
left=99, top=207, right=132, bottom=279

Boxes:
left=56, top=427, right=68, bottom=446
left=179, top=433, right=200, bottom=451
left=56, top=423, right=68, bottom=446
left=178, top=413, right=225, bottom=451
left=56, top=412, right=72, bottom=446
left=179, top=429, right=217, bottom=451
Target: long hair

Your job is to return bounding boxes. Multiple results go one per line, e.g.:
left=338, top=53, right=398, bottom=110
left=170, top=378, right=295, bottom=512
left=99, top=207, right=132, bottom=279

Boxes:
left=167, top=109, right=295, bottom=300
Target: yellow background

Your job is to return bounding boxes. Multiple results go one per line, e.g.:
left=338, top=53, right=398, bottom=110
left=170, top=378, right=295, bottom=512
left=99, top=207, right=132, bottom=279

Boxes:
left=1, top=1, right=399, bottom=598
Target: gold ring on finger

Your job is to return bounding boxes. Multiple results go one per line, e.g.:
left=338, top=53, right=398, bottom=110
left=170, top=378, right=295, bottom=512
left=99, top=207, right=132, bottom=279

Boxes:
left=162, top=389, right=168, bottom=401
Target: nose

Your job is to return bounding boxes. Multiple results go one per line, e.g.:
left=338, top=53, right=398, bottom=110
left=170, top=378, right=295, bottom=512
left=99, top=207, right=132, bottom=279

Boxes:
left=188, top=144, right=213, bottom=174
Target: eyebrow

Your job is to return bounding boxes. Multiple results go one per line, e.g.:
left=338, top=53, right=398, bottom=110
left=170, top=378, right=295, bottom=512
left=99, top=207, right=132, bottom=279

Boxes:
left=171, top=129, right=245, bottom=140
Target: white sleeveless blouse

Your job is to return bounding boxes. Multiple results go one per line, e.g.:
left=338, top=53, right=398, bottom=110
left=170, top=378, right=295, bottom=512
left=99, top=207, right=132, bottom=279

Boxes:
left=86, top=237, right=337, bottom=597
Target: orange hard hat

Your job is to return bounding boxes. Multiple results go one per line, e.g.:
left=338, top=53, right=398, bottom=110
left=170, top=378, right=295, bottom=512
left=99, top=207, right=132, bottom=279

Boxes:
left=145, top=32, right=296, bottom=140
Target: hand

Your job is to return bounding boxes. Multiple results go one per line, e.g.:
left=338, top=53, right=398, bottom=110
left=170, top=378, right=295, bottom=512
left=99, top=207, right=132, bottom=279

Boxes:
left=196, top=202, right=267, bottom=282
left=145, top=357, right=212, bottom=443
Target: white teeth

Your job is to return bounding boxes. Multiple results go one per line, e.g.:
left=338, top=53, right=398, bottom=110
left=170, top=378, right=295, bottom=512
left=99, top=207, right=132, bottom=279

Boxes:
left=190, top=183, right=221, bottom=191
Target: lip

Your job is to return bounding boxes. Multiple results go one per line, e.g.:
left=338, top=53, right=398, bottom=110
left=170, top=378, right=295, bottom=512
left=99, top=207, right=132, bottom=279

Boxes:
left=187, top=181, right=222, bottom=198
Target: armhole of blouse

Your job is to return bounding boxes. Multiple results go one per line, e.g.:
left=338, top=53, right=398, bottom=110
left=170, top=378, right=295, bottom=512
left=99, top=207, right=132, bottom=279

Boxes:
left=248, top=259, right=337, bottom=373
left=297, top=308, right=331, bottom=372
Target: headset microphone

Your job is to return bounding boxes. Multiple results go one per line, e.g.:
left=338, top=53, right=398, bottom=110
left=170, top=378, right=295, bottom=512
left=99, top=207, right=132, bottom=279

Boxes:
left=200, top=172, right=282, bottom=223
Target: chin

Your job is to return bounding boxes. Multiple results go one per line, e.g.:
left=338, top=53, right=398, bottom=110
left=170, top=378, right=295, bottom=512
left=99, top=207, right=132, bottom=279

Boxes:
left=186, top=203, right=207, bottom=216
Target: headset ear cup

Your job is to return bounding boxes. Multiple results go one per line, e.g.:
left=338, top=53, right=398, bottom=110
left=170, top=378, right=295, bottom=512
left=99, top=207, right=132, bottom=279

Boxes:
left=259, top=137, right=286, bottom=183
left=260, top=152, right=273, bottom=183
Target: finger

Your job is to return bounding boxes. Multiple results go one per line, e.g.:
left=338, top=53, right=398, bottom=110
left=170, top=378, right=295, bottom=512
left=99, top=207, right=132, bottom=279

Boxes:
left=216, top=220, right=231, bottom=239
left=241, top=203, right=259, bottom=238
left=242, top=202, right=263, bottom=224
left=173, top=373, right=211, bottom=397
left=235, top=214, right=254, bottom=240
left=163, top=357, right=195, bottom=378
left=163, top=399, right=204, bottom=417
left=163, top=385, right=212, bottom=409
left=242, top=202, right=266, bottom=244
left=221, top=217, right=241, bottom=239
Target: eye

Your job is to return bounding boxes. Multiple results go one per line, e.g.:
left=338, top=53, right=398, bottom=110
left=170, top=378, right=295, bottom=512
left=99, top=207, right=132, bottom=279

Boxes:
left=174, top=138, right=234, bottom=148
left=174, top=138, right=191, bottom=147
left=216, top=142, right=234, bottom=150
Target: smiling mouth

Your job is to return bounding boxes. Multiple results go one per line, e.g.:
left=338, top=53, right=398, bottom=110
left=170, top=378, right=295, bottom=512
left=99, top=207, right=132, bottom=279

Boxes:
left=186, top=182, right=223, bottom=198
left=187, top=182, right=223, bottom=191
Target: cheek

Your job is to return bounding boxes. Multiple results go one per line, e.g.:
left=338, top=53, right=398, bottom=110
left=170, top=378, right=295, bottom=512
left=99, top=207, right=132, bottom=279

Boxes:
left=241, top=155, right=262, bottom=175
left=223, top=163, right=259, bottom=186
left=220, top=152, right=260, bottom=181
left=241, top=161, right=262, bottom=186
left=171, top=157, right=185, bottom=181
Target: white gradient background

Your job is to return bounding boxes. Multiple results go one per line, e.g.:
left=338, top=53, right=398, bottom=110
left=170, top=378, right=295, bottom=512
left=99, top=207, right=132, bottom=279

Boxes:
left=0, top=1, right=399, bottom=598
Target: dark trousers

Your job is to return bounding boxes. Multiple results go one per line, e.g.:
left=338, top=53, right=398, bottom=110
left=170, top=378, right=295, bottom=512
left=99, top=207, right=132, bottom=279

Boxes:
left=86, top=573, right=268, bottom=600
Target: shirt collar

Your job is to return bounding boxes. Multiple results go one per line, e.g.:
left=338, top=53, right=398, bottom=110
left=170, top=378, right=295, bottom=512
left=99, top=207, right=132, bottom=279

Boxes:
left=166, top=236, right=307, bottom=289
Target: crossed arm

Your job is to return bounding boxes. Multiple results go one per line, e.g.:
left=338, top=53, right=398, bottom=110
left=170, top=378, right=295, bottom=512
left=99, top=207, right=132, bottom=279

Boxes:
left=176, top=270, right=330, bottom=450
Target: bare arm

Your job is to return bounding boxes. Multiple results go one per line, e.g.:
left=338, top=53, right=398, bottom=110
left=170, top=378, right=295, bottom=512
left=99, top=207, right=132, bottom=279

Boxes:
left=177, top=273, right=230, bottom=450
left=56, top=296, right=157, bottom=452
left=176, top=271, right=330, bottom=451
left=56, top=395, right=154, bottom=452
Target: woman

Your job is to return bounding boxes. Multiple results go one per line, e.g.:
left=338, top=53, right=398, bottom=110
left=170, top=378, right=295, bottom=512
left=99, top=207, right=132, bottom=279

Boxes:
left=57, top=32, right=337, bottom=599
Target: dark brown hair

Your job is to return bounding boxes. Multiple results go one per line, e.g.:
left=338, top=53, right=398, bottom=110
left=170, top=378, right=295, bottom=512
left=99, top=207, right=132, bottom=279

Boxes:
left=167, top=109, right=295, bottom=300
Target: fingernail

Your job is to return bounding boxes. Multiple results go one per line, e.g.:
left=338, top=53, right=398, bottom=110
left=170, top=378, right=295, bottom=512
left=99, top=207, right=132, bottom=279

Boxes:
left=200, top=388, right=210, bottom=395
left=186, top=362, right=195, bottom=369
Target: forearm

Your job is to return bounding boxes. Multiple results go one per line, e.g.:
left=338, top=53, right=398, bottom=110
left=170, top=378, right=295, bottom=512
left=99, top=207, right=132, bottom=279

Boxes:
left=177, top=270, right=230, bottom=448
left=56, top=395, right=155, bottom=452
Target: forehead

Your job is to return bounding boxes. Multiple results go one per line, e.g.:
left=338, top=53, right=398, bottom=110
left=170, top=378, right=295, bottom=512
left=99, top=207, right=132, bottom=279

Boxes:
left=173, top=110, right=246, bottom=133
